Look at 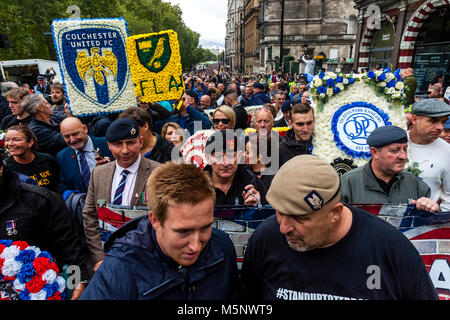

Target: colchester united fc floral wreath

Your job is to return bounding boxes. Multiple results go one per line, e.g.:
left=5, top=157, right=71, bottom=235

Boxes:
left=309, top=68, right=408, bottom=174
left=0, top=240, right=66, bottom=300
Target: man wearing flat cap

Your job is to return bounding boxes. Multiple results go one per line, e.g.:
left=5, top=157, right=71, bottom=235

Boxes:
left=82, top=118, right=160, bottom=273
left=408, top=99, right=450, bottom=211
left=241, top=155, right=438, bottom=300
left=340, top=125, right=438, bottom=212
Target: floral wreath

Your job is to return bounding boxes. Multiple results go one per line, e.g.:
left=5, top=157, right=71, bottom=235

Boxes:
left=0, top=240, right=66, bottom=300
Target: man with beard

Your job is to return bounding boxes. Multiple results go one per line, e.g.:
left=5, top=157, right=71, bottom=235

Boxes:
left=408, top=99, right=450, bottom=211
left=278, top=103, right=314, bottom=167
left=340, top=125, right=438, bottom=212
left=50, top=83, right=67, bottom=120
left=240, top=155, right=438, bottom=300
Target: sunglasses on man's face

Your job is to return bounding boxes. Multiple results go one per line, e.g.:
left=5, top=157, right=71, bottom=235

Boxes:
left=213, top=118, right=230, bottom=125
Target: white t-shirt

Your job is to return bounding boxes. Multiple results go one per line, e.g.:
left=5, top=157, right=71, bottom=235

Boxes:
left=408, top=138, right=450, bottom=211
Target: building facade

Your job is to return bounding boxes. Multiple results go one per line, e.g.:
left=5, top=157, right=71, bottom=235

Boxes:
left=225, top=0, right=243, bottom=71
left=258, top=0, right=358, bottom=74
left=353, top=0, right=450, bottom=93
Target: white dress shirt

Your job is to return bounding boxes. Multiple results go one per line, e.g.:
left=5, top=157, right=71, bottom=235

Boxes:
left=110, top=155, right=142, bottom=206
left=75, top=136, right=96, bottom=175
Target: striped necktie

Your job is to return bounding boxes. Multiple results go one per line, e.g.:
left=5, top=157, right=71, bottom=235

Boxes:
left=78, top=150, right=91, bottom=191
left=112, top=169, right=130, bottom=205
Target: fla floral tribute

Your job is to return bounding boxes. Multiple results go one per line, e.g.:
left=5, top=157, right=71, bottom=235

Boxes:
left=126, top=30, right=184, bottom=103
left=0, top=240, right=66, bottom=300
left=51, top=18, right=137, bottom=116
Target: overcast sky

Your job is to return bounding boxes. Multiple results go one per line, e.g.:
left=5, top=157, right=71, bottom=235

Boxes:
left=165, top=0, right=227, bottom=50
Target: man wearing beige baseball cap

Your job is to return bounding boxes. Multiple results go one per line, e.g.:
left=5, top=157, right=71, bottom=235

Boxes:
left=240, top=155, right=437, bottom=300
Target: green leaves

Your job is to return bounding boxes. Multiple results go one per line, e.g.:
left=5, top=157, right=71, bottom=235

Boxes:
left=0, top=0, right=207, bottom=71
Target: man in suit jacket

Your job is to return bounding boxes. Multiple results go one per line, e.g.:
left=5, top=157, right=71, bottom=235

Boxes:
left=57, top=117, right=112, bottom=197
left=82, top=118, right=160, bottom=271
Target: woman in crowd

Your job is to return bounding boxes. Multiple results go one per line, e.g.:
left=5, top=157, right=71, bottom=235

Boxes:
left=4, top=124, right=60, bottom=192
left=161, top=121, right=185, bottom=147
left=244, top=135, right=275, bottom=191
left=211, top=105, right=236, bottom=130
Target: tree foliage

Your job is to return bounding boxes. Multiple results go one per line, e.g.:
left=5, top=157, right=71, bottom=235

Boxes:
left=0, top=0, right=213, bottom=70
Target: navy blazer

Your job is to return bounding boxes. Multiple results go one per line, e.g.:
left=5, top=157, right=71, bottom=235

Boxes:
left=56, top=136, right=112, bottom=194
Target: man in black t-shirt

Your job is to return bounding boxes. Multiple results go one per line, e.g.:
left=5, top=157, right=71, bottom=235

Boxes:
left=241, top=155, right=438, bottom=300
left=0, top=87, right=32, bottom=130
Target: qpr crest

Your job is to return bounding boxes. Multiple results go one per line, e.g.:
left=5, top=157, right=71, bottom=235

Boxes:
left=331, top=102, right=391, bottom=159
left=52, top=18, right=136, bottom=116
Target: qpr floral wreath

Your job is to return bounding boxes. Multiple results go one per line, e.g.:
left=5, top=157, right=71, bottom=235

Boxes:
left=310, top=79, right=406, bottom=168
left=0, top=240, right=66, bottom=300
left=51, top=17, right=137, bottom=116
left=127, top=30, right=184, bottom=103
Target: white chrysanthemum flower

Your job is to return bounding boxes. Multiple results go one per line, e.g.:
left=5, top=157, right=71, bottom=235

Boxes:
left=395, top=82, right=404, bottom=90
left=2, top=259, right=22, bottom=277
left=42, top=269, right=57, bottom=284
left=378, top=82, right=386, bottom=88
left=13, top=279, right=26, bottom=291
left=30, top=290, right=47, bottom=300
left=0, top=245, right=21, bottom=260
left=56, top=276, right=66, bottom=292
left=326, top=88, right=334, bottom=97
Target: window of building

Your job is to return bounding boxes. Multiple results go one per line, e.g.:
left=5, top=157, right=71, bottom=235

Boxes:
left=368, top=20, right=394, bottom=69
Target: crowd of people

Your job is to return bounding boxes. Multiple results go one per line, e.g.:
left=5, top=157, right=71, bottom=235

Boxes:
left=0, top=64, right=449, bottom=300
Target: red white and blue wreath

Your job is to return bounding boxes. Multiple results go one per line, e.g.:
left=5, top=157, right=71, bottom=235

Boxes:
left=0, top=240, right=66, bottom=300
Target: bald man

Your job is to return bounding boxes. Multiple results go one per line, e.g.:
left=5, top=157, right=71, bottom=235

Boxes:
left=401, top=68, right=417, bottom=106
left=57, top=117, right=112, bottom=196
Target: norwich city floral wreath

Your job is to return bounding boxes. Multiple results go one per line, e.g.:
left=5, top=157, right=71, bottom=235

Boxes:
left=0, top=240, right=66, bottom=300
left=51, top=17, right=137, bottom=116
left=127, top=30, right=184, bottom=103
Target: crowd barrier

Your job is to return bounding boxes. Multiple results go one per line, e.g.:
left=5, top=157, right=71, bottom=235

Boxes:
left=97, top=202, right=450, bottom=300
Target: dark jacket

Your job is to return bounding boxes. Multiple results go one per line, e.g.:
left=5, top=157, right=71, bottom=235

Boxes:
left=0, top=169, right=89, bottom=280
left=154, top=105, right=212, bottom=136
left=143, top=133, right=175, bottom=163
left=249, top=92, right=271, bottom=106
left=28, top=117, right=67, bottom=157
left=274, top=116, right=289, bottom=128
left=231, top=103, right=249, bottom=130
left=0, top=114, right=32, bottom=131
left=0, top=95, right=12, bottom=121
left=56, top=136, right=112, bottom=194
left=80, top=216, right=239, bottom=300
left=278, top=129, right=313, bottom=167
left=204, top=164, right=268, bottom=206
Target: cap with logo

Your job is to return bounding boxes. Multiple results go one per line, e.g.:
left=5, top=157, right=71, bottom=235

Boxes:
left=411, top=98, right=450, bottom=118
left=267, top=155, right=340, bottom=215
left=105, top=118, right=140, bottom=142
left=366, top=125, right=408, bottom=148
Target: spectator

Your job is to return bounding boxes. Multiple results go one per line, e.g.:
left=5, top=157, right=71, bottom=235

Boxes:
left=34, top=74, right=52, bottom=102
left=249, top=83, right=271, bottom=106
left=0, top=152, right=89, bottom=299
left=4, top=124, right=60, bottom=192
left=240, top=155, right=438, bottom=300
left=0, top=81, right=18, bottom=120
left=50, top=83, right=67, bottom=120
left=244, top=134, right=275, bottom=191
left=408, top=99, right=450, bottom=211
left=273, top=90, right=286, bottom=121
left=222, top=88, right=249, bottom=130
left=301, top=54, right=315, bottom=77
left=401, top=68, right=417, bottom=106
left=428, top=71, right=444, bottom=96
left=212, top=105, right=236, bottom=130
left=22, top=93, right=70, bottom=157
left=0, top=87, right=31, bottom=130
left=340, top=126, right=438, bottom=212
left=278, top=103, right=315, bottom=167
left=274, top=100, right=292, bottom=128
left=80, top=162, right=239, bottom=300
left=161, top=122, right=185, bottom=148
left=440, top=116, right=450, bottom=143
left=203, top=130, right=267, bottom=206
left=57, top=117, right=112, bottom=196
left=200, top=94, right=212, bottom=110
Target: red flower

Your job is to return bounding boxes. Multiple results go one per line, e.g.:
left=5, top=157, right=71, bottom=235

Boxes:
left=33, top=257, right=52, bottom=276
left=47, top=292, right=62, bottom=300
left=0, top=244, right=6, bottom=255
left=25, top=275, right=46, bottom=293
left=2, top=276, right=16, bottom=282
left=0, top=257, right=4, bottom=269
left=12, top=241, right=29, bottom=250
